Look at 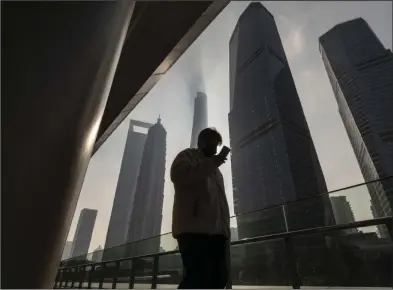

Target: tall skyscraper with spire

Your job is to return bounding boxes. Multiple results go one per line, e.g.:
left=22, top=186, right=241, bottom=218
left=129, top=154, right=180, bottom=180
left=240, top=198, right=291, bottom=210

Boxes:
left=228, top=3, right=333, bottom=238
left=319, top=18, right=393, bottom=227
left=103, top=119, right=152, bottom=260
left=190, top=92, right=208, bottom=148
left=126, top=116, right=167, bottom=256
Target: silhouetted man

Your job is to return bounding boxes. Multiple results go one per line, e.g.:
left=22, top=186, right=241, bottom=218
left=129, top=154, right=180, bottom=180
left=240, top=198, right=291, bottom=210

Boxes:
left=171, top=128, right=231, bottom=289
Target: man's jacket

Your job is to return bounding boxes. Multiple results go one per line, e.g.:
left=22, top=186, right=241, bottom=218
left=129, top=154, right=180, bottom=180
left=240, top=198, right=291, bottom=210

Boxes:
left=171, top=148, right=230, bottom=239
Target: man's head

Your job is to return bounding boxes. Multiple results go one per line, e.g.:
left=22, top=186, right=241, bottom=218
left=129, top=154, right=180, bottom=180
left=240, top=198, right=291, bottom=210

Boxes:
left=197, top=128, right=222, bottom=157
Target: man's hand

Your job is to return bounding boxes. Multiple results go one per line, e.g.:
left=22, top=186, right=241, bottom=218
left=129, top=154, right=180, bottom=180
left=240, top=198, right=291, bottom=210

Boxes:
left=211, top=155, right=227, bottom=168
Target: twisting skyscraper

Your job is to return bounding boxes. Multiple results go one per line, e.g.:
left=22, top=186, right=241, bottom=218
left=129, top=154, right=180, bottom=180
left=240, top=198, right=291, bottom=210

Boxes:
left=190, top=92, right=208, bottom=148
left=103, top=120, right=152, bottom=260
left=229, top=3, right=333, bottom=238
left=126, top=117, right=167, bottom=256
left=319, top=18, right=393, bottom=228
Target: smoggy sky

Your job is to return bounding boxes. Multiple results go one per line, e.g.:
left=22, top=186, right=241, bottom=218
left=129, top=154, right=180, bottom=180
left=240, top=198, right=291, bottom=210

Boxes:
left=66, top=1, right=392, bottom=254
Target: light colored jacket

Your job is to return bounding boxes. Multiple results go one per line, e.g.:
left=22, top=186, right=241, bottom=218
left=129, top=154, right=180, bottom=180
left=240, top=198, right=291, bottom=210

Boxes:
left=171, top=148, right=230, bottom=239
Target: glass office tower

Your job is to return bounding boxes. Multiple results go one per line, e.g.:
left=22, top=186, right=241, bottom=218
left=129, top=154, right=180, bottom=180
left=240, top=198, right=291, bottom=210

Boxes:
left=229, top=3, right=333, bottom=239
left=320, top=18, right=393, bottom=234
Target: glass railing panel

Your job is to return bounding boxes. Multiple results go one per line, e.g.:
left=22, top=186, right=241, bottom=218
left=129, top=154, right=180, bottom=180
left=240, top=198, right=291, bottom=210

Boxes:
left=101, top=242, right=129, bottom=262
left=230, top=238, right=292, bottom=289
left=98, top=232, right=175, bottom=263
left=292, top=225, right=392, bottom=287
left=125, top=233, right=165, bottom=259
left=233, top=205, right=287, bottom=240
left=157, top=253, right=183, bottom=288
left=284, top=193, right=336, bottom=232
left=159, top=232, right=178, bottom=252
left=89, top=247, right=105, bottom=263
left=284, top=178, right=393, bottom=232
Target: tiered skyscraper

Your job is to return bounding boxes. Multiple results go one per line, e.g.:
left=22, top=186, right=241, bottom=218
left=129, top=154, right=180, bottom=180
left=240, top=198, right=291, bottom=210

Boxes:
left=190, top=92, right=208, bottom=148
left=330, top=196, right=357, bottom=234
left=126, top=117, right=167, bottom=256
left=228, top=3, right=334, bottom=238
left=70, top=208, right=97, bottom=258
left=319, top=18, right=393, bottom=225
left=103, top=120, right=152, bottom=260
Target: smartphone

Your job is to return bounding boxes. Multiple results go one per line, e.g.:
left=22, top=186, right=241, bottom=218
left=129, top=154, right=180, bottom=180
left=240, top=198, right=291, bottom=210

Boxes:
left=219, top=146, right=231, bottom=158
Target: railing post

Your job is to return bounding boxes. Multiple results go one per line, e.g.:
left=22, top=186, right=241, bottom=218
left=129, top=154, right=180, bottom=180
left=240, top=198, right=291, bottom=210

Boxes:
left=285, top=237, right=301, bottom=289
left=87, top=265, right=95, bottom=289
left=112, top=261, right=120, bottom=289
left=99, top=263, right=106, bottom=289
left=78, top=266, right=85, bottom=289
left=58, top=269, right=64, bottom=289
left=129, top=259, right=136, bottom=289
left=64, top=268, right=69, bottom=288
left=151, top=255, right=159, bottom=289
left=70, top=267, right=76, bottom=288
left=53, top=270, right=59, bottom=288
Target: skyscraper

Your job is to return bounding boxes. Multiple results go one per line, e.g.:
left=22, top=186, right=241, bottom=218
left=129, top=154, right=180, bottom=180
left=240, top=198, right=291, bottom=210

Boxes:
left=319, top=18, right=393, bottom=222
left=61, top=241, right=73, bottom=261
left=228, top=3, right=333, bottom=238
left=70, top=208, right=97, bottom=258
left=104, top=119, right=152, bottom=256
left=190, top=92, right=208, bottom=148
left=126, top=117, right=167, bottom=256
left=330, top=196, right=358, bottom=234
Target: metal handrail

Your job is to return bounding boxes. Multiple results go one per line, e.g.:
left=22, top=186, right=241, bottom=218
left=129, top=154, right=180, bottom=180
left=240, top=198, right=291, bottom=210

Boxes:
left=61, top=175, right=393, bottom=263
left=58, top=216, right=392, bottom=269
left=55, top=216, right=392, bottom=289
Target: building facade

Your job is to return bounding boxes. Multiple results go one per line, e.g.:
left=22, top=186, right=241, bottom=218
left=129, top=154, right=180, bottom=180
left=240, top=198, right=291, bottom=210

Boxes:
left=190, top=92, right=208, bottom=148
left=61, top=241, right=73, bottom=261
left=103, top=120, right=152, bottom=260
left=126, top=117, right=167, bottom=256
left=228, top=3, right=333, bottom=238
left=70, top=208, right=97, bottom=258
left=330, top=196, right=358, bottom=234
left=319, top=18, right=393, bottom=222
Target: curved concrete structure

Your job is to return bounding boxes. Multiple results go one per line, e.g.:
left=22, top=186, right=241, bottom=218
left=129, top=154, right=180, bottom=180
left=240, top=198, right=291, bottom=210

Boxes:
left=94, top=1, right=230, bottom=154
left=2, top=1, right=228, bottom=287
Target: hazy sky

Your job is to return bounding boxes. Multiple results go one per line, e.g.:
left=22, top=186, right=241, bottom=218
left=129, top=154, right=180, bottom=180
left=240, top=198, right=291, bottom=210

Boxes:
left=67, top=1, right=392, bottom=254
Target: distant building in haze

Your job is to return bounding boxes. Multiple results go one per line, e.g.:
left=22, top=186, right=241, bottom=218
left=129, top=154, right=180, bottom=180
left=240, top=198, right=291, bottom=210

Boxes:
left=126, top=117, right=167, bottom=256
left=92, top=245, right=103, bottom=262
left=103, top=120, right=152, bottom=260
left=319, top=18, right=393, bottom=225
left=330, top=196, right=358, bottom=234
left=61, top=241, right=73, bottom=261
left=70, top=208, right=97, bottom=258
left=228, top=3, right=334, bottom=239
left=190, top=92, right=208, bottom=148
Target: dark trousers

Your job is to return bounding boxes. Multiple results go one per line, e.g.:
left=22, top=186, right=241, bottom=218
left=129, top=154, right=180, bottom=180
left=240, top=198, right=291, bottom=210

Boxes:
left=177, top=233, right=229, bottom=289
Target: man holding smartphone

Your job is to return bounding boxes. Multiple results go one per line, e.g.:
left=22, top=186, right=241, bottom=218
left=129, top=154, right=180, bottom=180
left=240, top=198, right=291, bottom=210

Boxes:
left=171, top=128, right=231, bottom=289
